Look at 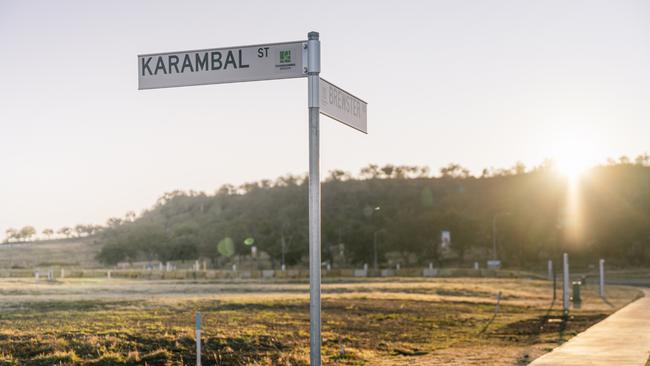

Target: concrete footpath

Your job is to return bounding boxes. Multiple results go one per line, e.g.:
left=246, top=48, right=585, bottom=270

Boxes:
left=530, top=289, right=650, bottom=366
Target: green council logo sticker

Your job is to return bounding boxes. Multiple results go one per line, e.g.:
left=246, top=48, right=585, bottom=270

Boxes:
left=279, top=50, right=291, bottom=63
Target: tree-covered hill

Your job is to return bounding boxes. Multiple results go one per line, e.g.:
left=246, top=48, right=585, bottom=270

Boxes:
left=97, top=161, right=650, bottom=268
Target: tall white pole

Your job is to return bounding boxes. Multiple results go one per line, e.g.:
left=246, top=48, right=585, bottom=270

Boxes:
left=548, top=259, right=553, bottom=281
left=307, top=31, right=321, bottom=366
left=599, top=259, right=605, bottom=298
left=563, top=253, right=570, bottom=314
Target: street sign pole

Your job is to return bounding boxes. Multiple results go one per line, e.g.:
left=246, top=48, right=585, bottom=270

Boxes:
left=138, top=31, right=366, bottom=366
left=307, top=31, right=321, bottom=366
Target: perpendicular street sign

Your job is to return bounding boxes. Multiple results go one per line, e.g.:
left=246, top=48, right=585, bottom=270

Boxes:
left=319, top=78, right=367, bottom=133
left=138, top=41, right=307, bottom=89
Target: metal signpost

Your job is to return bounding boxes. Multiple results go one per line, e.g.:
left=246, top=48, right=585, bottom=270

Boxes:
left=138, top=31, right=366, bottom=366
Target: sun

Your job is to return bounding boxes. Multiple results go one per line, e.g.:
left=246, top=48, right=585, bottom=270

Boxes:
left=551, top=136, right=598, bottom=182
left=555, top=154, right=592, bottom=182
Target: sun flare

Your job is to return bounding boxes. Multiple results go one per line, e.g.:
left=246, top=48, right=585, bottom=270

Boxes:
left=549, top=134, right=601, bottom=244
left=551, top=136, right=599, bottom=182
left=555, top=154, right=592, bottom=182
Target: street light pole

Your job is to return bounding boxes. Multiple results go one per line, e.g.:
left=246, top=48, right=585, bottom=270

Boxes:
left=372, top=228, right=386, bottom=272
left=280, top=233, right=286, bottom=270
left=491, top=212, right=510, bottom=260
left=364, top=206, right=381, bottom=271
left=373, top=230, right=379, bottom=271
left=492, top=216, right=497, bottom=260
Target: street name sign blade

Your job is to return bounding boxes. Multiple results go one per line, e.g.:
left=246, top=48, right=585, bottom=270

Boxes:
left=138, top=41, right=307, bottom=90
left=319, top=78, right=367, bottom=134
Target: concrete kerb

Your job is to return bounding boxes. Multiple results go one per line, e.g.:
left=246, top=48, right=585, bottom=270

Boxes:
left=530, top=288, right=650, bottom=366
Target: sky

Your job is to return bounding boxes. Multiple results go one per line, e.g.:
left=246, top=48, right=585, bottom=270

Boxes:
left=0, top=0, right=649, bottom=234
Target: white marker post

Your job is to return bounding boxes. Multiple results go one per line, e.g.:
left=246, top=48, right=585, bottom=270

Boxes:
left=138, top=32, right=365, bottom=366
left=563, top=253, right=570, bottom=314
left=599, top=259, right=605, bottom=298
left=195, top=312, right=202, bottom=366
left=547, top=259, right=553, bottom=281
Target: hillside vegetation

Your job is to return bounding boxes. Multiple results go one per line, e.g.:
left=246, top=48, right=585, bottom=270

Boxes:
left=96, top=162, right=650, bottom=268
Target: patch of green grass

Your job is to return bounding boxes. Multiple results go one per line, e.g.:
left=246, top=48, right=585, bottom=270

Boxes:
left=28, top=351, right=79, bottom=366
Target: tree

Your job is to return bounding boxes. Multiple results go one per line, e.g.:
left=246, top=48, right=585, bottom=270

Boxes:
left=106, top=217, right=123, bottom=228
left=124, top=211, right=137, bottom=223
left=74, top=225, right=85, bottom=238
left=326, top=170, right=352, bottom=182
left=619, top=155, right=631, bottom=165
left=635, top=153, right=649, bottom=166
left=19, top=226, right=36, bottom=242
left=440, top=163, right=470, bottom=178
left=42, top=228, right=54, bottom=240
left=73, top=224, right=97, bottom=238
left=4, top=228, right=18, bottom=243
left=93, top=225, right=104, bottom=234
left=513, top=162, right=526, bottom=175
left=359, top=164, right=381, bottom=179
left=58, top=227, right=72, bottom=238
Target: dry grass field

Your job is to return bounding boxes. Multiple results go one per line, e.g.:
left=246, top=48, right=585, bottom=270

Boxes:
left=0, top=239, right=101, bottom=269
left=0, top=277, right=641, bottom=365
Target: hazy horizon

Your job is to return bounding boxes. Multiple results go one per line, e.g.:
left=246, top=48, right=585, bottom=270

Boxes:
left=1, top=0, right=649, bottom=232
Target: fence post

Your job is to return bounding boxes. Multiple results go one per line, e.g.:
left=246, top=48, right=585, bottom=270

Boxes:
left=553, top=271, right=557, bottom=303
left=196, top=312, right=202, bottom=366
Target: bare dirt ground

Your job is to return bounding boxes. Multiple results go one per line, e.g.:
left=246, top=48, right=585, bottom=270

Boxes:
left=0, top=277, right=640, bottom=365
